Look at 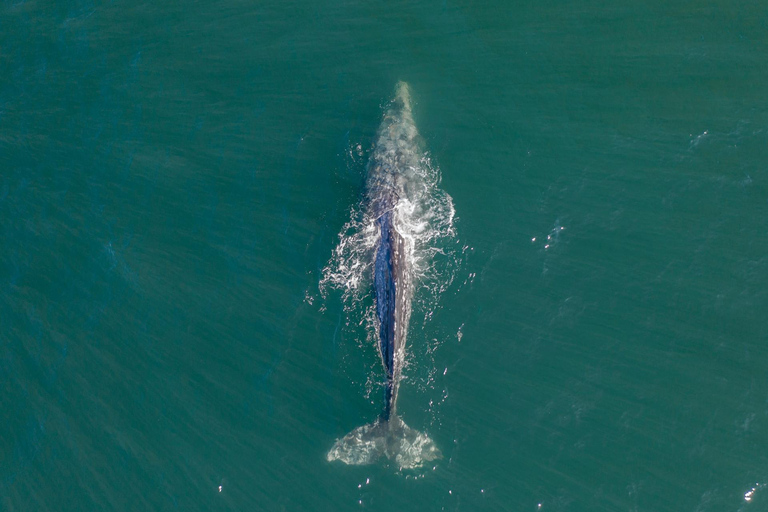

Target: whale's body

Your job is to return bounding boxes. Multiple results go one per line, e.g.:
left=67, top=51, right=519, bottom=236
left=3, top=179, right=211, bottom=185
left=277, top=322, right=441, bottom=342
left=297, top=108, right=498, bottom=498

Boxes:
left=327, top=83, right=441, bottom=469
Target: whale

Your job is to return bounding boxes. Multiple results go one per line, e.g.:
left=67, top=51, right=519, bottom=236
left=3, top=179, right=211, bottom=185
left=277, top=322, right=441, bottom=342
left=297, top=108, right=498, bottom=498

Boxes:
left=327, top=83, right=442, bottom=469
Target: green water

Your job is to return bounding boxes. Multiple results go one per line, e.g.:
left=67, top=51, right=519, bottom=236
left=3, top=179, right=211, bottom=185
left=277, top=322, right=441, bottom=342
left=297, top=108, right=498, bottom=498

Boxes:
left=2, top=0, right=767, bottom=510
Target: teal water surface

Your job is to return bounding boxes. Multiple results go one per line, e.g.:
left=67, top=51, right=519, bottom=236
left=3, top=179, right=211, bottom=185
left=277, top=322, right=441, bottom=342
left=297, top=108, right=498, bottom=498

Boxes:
left=2, top=0, right=767, bottom=511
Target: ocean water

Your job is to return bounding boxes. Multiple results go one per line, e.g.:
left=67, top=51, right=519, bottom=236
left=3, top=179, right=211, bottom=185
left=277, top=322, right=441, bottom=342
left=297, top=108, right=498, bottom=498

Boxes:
left=2, top=0, right=767, bottom=510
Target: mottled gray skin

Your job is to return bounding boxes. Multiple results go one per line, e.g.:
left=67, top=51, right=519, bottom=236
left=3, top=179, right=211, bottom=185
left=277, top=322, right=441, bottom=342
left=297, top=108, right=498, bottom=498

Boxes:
left=368, top=109, right=413, bottom=422
left=327, top=83, right=441, bottom=468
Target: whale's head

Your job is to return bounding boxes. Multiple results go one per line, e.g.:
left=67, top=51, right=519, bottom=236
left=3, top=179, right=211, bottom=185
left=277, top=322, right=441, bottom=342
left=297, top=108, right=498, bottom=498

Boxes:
left=394, top=81, right=412, bottom=113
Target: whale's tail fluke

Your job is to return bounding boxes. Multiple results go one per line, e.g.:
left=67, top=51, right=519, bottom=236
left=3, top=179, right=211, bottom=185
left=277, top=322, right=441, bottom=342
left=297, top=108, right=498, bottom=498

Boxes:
left=327, top=415, right=441, bottom=469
